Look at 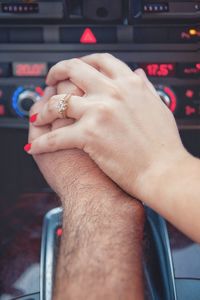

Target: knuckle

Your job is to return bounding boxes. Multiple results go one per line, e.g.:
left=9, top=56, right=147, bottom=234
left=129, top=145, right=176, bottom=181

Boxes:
left=83, top=119, right=98, bottom=140
left=125, top=75, right=137, bottom=86
left=128, top=74, right=144, bottom=88
left=135, top=75, right=144, bottom=86
left=96, top=102, right=112, bottom=118
left=65, top=58, right=81, bottom=75
left=90, top=53, right=99, bottom=58
left=102, top=52, right=112, bottom=59
left=46, top=132, right=57, bottom=149
left=56, top=80, right=82, bottom=96
left=50, top=95, right=58, bottom=102
left=71, top=86, right=82, bottom=96
left=47, top=98, right=56, bottom=113
left=136, top=68, right=145, bottom=75
left=108, top=83, right=121, bottom=99
left=95, top=52, right=112, bottom=62
left=55, top=60, right=65, bottom=66
left=71, top=58, right=80, bottom=64
left=69, top=58, right=80, bottom=68
left=51, top=60, right=66, bottom=72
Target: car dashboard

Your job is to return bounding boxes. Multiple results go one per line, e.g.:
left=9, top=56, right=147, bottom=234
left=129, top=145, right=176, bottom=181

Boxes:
left=0, top=1, right=200, bottom=299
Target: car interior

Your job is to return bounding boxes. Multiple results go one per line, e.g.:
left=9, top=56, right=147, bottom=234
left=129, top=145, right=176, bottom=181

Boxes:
left=0, top=0, right=200, bottom=299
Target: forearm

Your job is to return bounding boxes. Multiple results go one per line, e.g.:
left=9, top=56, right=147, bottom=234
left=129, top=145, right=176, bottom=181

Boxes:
left=52, top=151, right=145, bottom=300
left=141, top=152, right=200, bottom=243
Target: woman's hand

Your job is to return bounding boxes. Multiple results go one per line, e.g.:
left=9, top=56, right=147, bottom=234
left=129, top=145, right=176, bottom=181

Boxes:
left=28, top=53, right=189, bottom=199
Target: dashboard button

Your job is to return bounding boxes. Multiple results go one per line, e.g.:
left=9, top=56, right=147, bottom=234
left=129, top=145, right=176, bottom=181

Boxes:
left=185, top=105, right=197, bottom=116
left=180, top=87, right=200, bottom=103
left=0, top=63, right=11, bottom=77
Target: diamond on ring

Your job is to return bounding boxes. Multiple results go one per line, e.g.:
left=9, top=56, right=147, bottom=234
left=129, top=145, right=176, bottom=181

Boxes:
left=56, top=94, right=71, bottom=118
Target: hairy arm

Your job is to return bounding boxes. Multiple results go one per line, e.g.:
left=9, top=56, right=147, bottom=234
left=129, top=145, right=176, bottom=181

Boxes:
left=51, top=151, right=145, bottom=300
left=29, top=82, right=145, bottom=300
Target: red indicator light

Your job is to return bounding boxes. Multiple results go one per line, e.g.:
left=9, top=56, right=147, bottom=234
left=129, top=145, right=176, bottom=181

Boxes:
left=56, top=228, right=62, bottom=237
left=185, top=106, right=196, bottom=116
left=80, top=28, right=97, bottom=44
left=185, top=89, right=194, bottom=99
left=141, top=63, right=175, bottom=77
left=0, top=104, right=5, bottom=116
left=35, top=86, right=44, bottom=96
left=13, top=63, right=47, bottom=77
left=196, top=63, right=200, bottom=70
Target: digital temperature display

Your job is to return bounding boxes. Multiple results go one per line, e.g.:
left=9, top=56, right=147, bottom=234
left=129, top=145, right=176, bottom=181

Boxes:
left=13, top=63, right=47, bottom=77
left=140, top=63, right=176, bottom=77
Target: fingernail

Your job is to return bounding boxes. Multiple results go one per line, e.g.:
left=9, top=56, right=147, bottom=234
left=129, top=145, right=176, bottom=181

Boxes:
left=24, top=143, right=32, bottom=152
left=29, top=113, right=38, bottom=123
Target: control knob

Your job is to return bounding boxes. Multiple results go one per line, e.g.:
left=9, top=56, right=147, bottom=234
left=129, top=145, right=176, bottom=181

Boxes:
left=156, top=86, right=177, bottom=113
left=12, top=86, right=43, bottom=117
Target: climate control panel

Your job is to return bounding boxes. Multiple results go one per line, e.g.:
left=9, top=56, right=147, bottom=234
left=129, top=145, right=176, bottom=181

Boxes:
left=1, top=82, right=200, bottom=121
left=0, top=55, right=200, bottom=126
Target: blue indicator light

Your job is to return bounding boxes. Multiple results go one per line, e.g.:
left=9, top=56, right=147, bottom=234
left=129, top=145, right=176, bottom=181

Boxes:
left=12, top=86, right=24, bottom=117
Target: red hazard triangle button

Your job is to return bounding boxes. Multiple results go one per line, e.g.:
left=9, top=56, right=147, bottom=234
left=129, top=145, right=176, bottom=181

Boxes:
left=80, top=28, right=97, bottom=44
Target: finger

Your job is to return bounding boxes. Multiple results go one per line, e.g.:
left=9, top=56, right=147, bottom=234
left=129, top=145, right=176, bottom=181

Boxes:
left=29, top=86, right=56, bottom=118
left=52, top=118, right=74, bottom=130
left=57, top=80, right=84, bottom=96
left=54, top=80, right=83, bottom=129
left=46, top=58, right=109, bottom=93
left=33, top=94, right=89, bottom=126
left=134, top=68, right=159, bottom=98
left=27, top=124, right=83, bottom=155
left=28, top=87, right=56, bottom=142
left=80, top=53, right=134, bottom=79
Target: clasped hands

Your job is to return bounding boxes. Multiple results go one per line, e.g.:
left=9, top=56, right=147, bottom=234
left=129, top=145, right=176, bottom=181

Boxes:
left=28, top=53, right=187, bottom=202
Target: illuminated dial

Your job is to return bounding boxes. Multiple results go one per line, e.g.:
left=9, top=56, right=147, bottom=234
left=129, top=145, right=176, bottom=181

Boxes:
left=156, top=86, right=177, bottom=113
left=12, top=86, right=43, bottom=117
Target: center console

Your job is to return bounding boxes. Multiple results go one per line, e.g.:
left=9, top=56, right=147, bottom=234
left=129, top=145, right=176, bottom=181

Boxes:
left=0, top=1, right=199, bottom=299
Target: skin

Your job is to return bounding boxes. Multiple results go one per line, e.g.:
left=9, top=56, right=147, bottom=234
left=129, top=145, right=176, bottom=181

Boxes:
left=29, top=83, right=145, bottom=300
left=28, top=53, right=200, bottom=243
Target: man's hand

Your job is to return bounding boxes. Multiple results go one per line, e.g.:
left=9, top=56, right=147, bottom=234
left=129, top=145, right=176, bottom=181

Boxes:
left=29, top=81, right=145, bottom=300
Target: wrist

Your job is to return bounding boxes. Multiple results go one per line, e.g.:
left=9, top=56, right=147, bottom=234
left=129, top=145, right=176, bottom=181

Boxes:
left=61, top=186, right=145, bottom=252
left=136, top=148, right=194, bottom=208
left=62, top=188, right=145, bottom=228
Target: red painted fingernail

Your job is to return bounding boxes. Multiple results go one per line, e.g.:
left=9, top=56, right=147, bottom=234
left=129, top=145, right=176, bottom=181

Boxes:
left=29, top=113, right=38, bottom=123
left=24, top=143, right=32, bottom=152
left=30, top=113, right=38, bottom=123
